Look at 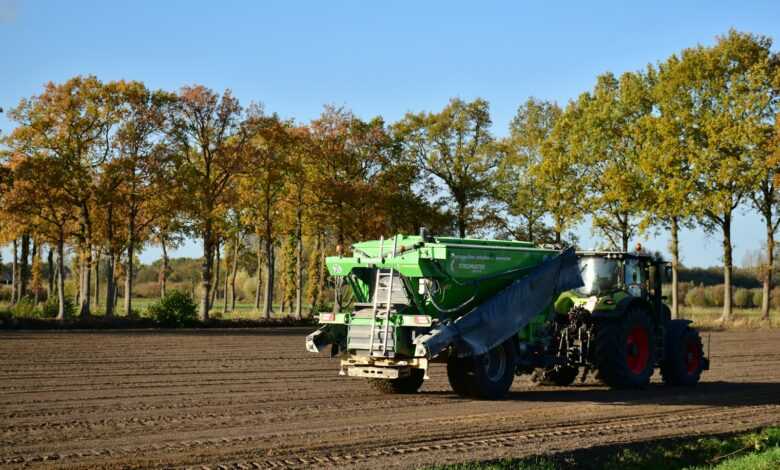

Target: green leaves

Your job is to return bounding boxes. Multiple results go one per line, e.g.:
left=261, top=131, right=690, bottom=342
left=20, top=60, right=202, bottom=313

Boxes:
left=393, top=98, right=498, bottom=237
left=494, top=98, right=561, bottom=243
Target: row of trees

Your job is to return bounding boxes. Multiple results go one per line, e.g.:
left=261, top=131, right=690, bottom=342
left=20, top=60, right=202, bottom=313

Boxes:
left=0, top=30, right=778, bottom=323
left=495, top=30, right=780, bottom=323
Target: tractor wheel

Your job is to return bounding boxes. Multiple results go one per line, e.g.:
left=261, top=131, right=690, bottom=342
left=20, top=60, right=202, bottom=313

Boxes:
left=661, top=322, right=705, bottom=386
left=595, top=308, right=656, bottom=389
left=466, top=340, right=516, bottom=400
left=447, top=353, right=473, bottom=397
left=369, top=368, right=425, bottom=394
left=532, top=365, right=579, bottom=386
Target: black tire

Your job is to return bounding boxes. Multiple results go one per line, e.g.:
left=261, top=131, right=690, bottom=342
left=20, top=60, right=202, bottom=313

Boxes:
left=369, top=368, right=425, bottom=394
left=447, top=353, right=473, bottom=397
left=532, top=365, right=579, bottom=386
left=661, top=322, right=705, bottom=386
left=594, top=308, right=656, bottom=389
left=466, top=340, right=516, bottom=400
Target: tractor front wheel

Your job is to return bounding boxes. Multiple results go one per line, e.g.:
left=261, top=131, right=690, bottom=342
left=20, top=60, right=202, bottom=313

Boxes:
left=661, top=322, right=705, bottom=386
left=595, top=308, right=656, bottom=389
left=369, top=368, right=425, bottom=394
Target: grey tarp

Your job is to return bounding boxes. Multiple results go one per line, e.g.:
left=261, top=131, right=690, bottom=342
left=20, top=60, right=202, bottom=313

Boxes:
left=414, top=248, right=584, bottom=358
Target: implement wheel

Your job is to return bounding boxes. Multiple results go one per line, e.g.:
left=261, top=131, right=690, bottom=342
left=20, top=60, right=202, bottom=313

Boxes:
left=595, top=308, right=656, bottom=389
left=369, top=368, right=425, bottom=394
left=661, top=322, right=705, bottom=386
left=447, top=353, right=472, bottom=396
left=532, top=365, right=579, bottom=386
left=469, top=340, right=516, bottom=399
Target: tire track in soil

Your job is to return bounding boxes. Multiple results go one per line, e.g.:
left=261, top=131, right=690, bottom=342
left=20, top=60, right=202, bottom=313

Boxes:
left=1, top=329, right=779, bottom=469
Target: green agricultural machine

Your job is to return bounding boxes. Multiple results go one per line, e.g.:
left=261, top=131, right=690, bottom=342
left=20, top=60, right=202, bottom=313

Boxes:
left=305, top=233, right=708, bottom=399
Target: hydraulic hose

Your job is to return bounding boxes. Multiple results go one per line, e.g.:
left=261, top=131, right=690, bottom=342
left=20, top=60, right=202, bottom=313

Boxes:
left=425, top=279, right=477, bottom=314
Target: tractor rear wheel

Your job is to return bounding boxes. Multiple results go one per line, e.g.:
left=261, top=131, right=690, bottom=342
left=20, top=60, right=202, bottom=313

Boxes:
left=466, top=340, right=516, bottom=399
left=369, top=368, right=425, bottom=394
left=595, top=308, right=656, bottom=389
left=532, top=366, right=579, bottom=386
left=661, top=322, right=705, bottom=386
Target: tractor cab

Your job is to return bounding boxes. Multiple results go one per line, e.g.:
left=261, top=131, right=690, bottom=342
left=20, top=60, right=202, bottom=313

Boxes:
left=573, top=250, right=666, bottom=316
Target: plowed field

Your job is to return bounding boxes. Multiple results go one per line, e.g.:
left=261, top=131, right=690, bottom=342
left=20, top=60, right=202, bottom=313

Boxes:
left=1, top=328, right=779, bottom=469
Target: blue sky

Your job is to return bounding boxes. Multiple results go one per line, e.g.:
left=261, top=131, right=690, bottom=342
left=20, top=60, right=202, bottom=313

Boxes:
left=1, top=0, right=778, bottom=267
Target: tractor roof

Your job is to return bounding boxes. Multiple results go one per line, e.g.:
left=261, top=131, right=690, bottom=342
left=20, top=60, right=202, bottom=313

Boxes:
left=576, top=251, right=665, bottom=263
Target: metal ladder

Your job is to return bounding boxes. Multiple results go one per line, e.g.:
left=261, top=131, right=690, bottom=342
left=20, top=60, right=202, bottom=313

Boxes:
left=368, top=236, right=398, bottom=357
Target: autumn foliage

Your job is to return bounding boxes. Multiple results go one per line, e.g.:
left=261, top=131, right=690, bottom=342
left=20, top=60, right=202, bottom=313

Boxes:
left=0, top=30, right=778, bottom=323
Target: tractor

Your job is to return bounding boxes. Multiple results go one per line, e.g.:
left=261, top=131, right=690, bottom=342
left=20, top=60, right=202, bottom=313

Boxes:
left=306, top=233, right=708, bottom=399
left=530, top=250, right=709, bottom=390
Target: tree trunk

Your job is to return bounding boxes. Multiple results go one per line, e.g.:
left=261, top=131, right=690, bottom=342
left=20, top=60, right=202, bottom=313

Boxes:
left=160, top=237, right=168, bottom=299
left=113, top=279, right=119, bottom=309
left=47, top=246, right=54, bottom=300
left=31, top=239, right=39, bottom=304
left=457, top=200, right=467, bottom=238
left=20, top=233, right=30, bottom=300
left=199, top=227, right=213, bottom=321
left=230, top=234, right=239, bottom=312
left=762, top=216, right=774, bottom=322
left=318, top=242, right=326, bottom=310
left=621, top=215, right=630, bottom=252
left=719, top=214, right=733, bottom=323
left=254, top=235, right=262, bottom=310
left=124, top=216, right=135, bottom=318
left=262, top=238, right=274, bottom=319
left=306, top=233, right=322, bottom=315
left=94, top=247, right=101, bottom=307
left=78, top=250, right=85, bottom=311
left=78, top=203, right=93, bottom=317
left=56, top=230, right=66, bottom=321
left=79, top=246, right=92, bottom=317
left=222, top=238, right=231, bottom=314
left=295, top=213, right=303, bottom=320
left=554, top=216, right=563, bottom=246
left=670, top=217, right=680, bottom=320
left=105, top=251, right=115, bottom=318
left=11, top=238, right=17, bottom=305
left=211, top=239, right=221, bottom=310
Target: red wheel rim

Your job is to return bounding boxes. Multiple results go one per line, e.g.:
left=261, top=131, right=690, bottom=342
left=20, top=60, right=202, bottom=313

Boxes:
left=626, top=326, right=650, bottom=374
left=686, top=338, right=701, bottom=374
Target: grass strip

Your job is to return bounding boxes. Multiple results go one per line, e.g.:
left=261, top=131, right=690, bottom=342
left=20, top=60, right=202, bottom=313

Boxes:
left=427, top=427, right=780, bottom=470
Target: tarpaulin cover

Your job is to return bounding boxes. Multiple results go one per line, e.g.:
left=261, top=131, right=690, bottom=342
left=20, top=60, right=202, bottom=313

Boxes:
left=414, top=248, right=584, bottom=358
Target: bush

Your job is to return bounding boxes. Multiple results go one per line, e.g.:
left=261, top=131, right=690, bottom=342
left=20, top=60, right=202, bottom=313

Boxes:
left=771, top=287, right=780, bottom=310
left=734, top=288, right=754, bottom=308
left=41, top=297, right=77, bottom=318
left=677, top=282, right=694, bottom=306
left=705, top=284, right=726, bottom=307
left=146, top=291, right=197, bottom=327
left=685, top=286, right=709, bottom=307
left=10, top=298, right=41, bottom=318
left=134, top=281, right=161, bottom=299
left=240, top=275, right=258, bottom=303
left=664, top=282, right=695, bottom=306
left=0, top=285, right=13, bottom=302
left=752, top=289, right=765, bottom=309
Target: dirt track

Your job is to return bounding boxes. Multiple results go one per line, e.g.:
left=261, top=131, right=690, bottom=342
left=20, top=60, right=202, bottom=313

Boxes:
left=1, top=328, right=779, bottom=469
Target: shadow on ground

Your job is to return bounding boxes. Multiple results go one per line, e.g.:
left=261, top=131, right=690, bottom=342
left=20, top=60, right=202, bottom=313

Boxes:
left=424, top=381, right=780, bottom=407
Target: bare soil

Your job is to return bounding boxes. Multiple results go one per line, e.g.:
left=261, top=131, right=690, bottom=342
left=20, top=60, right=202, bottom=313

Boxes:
left=1, top=328, right=779, bottom=469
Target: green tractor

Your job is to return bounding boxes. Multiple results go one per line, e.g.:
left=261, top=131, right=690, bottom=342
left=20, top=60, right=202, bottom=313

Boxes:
left=306, top=233, right=708, bottom=399
left=533, top=251, right=708, bottom=389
